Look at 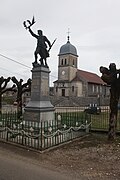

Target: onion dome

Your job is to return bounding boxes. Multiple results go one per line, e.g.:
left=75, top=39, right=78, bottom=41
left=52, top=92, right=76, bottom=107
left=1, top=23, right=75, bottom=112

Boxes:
left=58, top=36, right=78, bottom=57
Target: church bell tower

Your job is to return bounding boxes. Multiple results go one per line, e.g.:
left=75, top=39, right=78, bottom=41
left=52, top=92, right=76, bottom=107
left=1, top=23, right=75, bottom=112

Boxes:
left=54, top=34, right=79, bottom=97
left=58, top=35, right=78, bottom=81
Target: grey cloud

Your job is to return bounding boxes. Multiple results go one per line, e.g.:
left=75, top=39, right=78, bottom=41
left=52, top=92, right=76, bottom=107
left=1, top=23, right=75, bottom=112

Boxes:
left=0, top=0, right=120, bottom=84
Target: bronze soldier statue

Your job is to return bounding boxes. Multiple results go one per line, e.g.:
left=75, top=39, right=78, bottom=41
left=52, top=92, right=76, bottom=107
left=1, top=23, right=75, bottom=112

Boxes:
left=23, top=17, right=52, bottom=67
left=28, top=27, right=51, bottom=67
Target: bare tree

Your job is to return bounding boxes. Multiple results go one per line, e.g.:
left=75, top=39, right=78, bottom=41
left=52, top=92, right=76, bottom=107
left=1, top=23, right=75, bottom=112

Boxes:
left=100, top=63, right=120, bottom=140
left=0, top=76, right=16, bottom=114
left=11, top=77, right=31, bottom=118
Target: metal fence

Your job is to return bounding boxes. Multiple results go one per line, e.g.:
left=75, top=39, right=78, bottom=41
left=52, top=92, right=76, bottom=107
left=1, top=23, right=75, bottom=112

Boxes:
left=0, top=107, right=120, bottom=151
left=0, top=109, right=91, bottom=151
left=90, top=106, right=120, bottom=132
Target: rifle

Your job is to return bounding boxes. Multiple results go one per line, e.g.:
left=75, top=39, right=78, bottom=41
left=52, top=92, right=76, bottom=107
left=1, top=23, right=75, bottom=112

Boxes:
left=48, top=38, right=57, bottom=52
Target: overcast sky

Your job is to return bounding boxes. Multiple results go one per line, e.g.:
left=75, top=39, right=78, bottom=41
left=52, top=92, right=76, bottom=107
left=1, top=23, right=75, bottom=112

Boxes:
left=0, top=0, right=120, bottom=86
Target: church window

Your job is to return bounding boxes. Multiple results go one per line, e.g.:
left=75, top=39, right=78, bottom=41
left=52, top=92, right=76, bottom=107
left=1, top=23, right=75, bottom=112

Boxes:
left=56, top=86, right=58, bottom=92
left=62, top=89, right=65, bottom=96
left=92, top=85, right=95, bottom=92
left=100, top=85, right=102, bottom=93
left=65, top=59, right=67, bottom=65
left=61, top=59, right=63, bottom=65
left=73, top=59, right=74, bottom=65
left=96, top=86, right=99, bottom=93
left=72, top=86, right=74, bottom=92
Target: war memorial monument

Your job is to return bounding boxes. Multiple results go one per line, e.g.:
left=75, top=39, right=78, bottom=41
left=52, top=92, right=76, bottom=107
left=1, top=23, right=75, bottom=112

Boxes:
left=23, top=17, right=55, bottom=122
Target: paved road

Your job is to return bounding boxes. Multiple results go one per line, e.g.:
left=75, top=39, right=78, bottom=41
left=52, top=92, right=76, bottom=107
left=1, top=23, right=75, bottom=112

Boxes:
left=0, top=143, right=73, bottom=180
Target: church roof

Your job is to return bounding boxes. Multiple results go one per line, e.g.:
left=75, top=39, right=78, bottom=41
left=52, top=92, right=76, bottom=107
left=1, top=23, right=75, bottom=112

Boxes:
left=72, top=69, right=105, bottom=84
left=58, top=36, right=78, bottom=57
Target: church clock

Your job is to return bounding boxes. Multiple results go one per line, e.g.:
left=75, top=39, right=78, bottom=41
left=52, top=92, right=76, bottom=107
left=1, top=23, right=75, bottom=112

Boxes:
left=61, top=70, right=65, bottom=75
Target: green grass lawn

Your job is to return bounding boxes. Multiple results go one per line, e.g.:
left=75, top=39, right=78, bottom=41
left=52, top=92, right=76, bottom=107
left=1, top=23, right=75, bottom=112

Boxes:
left=91, top=110, right=120, bottom=131
left=56, top=110, right=120, bottom=131
left=56, top=111, right=91, bottom=127
left=0, top=110, right=120, bottom=132
left=90, top=112, right=109, bottom=130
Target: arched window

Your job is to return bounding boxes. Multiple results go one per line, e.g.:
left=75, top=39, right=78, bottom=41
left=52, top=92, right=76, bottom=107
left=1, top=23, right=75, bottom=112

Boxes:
left=65, top=59, right=67, bottom=65
left=61, top=59, right=63, bottom=65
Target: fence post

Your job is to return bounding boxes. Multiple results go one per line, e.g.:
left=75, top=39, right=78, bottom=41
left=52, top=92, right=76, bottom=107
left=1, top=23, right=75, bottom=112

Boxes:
left=85, top=113, right=91, bottom=133
left=21, top=121, right=25, bottom=145
left=6, top=112, right=9, bottom=141
left=40, top=121, right=43, bottom=150
left=6, top=130, right=9, bottom=141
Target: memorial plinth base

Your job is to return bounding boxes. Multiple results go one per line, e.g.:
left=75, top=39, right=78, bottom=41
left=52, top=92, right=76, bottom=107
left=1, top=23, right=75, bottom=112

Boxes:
left=24, top=101, right=55, bottom=122
left=24, top=65, right=55, bottom=122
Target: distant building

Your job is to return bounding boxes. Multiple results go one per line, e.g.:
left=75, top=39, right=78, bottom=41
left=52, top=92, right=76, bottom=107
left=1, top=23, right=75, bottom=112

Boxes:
left=53, top=36, right=109, bottom=99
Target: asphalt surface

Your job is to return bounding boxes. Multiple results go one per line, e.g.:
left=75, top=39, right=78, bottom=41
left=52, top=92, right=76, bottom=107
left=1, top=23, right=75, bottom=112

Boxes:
left=0, top=142, right=75, bottom=180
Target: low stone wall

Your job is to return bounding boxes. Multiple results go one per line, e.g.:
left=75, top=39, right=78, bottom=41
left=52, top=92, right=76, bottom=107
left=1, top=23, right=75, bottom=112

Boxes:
left=50, top=96, right=110, bottom=107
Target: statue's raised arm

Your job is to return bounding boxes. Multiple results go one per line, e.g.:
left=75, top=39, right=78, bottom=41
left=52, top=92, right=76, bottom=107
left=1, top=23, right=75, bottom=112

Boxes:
left=28, top=27, right=38, bottom=39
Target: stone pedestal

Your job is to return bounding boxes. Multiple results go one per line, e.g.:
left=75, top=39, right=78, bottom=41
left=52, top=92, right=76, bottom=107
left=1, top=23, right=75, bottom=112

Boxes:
left=24, top=66, right=55, bottom=122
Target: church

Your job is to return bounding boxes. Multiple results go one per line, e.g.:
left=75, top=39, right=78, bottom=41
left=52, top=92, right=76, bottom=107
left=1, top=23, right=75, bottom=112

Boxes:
left=53, top=35, right=109, bottom=99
